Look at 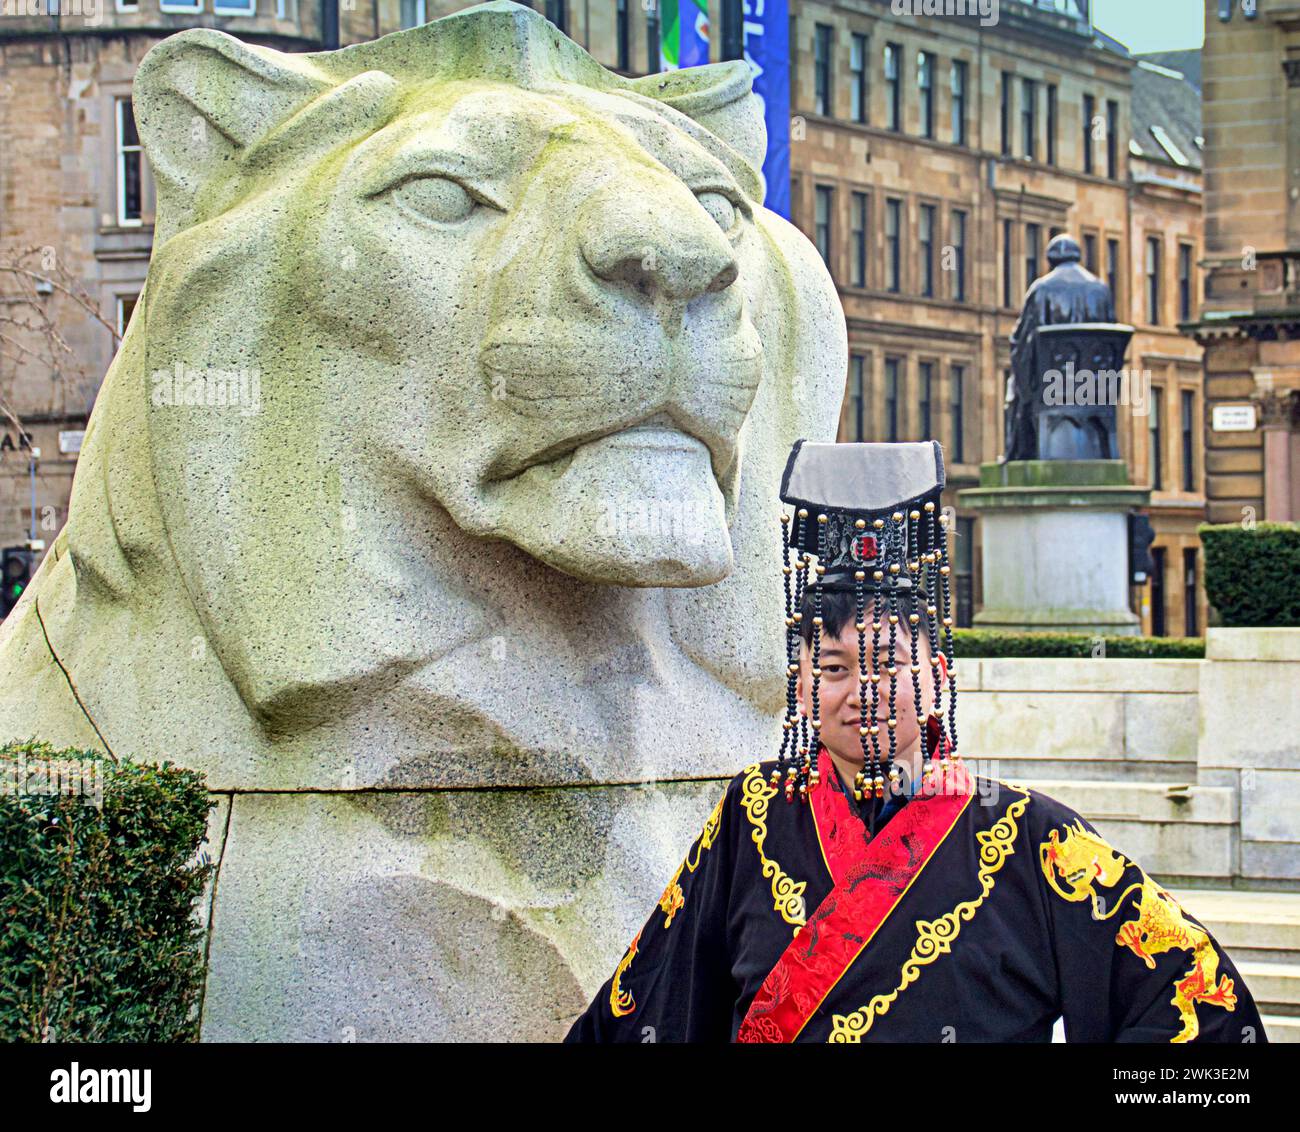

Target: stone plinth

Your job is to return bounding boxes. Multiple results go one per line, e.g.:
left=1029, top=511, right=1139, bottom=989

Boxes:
left=958, top=460, right=1150, bottom=635
left=1198, top=628, right=1300, bottom=882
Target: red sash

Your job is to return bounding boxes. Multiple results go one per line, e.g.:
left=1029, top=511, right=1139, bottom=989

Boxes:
left=737, top=742, right=974, bottom=1043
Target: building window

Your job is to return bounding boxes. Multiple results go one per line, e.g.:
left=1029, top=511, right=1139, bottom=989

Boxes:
left=1046, top=83, right=1057, bottom=165
left=646, top=4, right=660, bottom=72
left=1082, top=93, right=1095, bottom=174
left=1150, top=547, right=1167, bottom=636
left=1002, top=218, right=1014, bottom=307
left=1149, top=385, right=1163, bottom=490
left=951, top=209, right=967, bottom=302
left=1106, top=237, right=1120, bottom=312
left=1146, top=236, right=1162, bottom=325
left=848, top=354, right=866, bottom=441
left=919, top=361, right=933, bottom=440
left=919, top=203, right=935, bottom=298
left=814, top=24, right=833, bottom=117
left=885, top=198, right=902, bottom=293
left=400, top=0, right=426, bottom=28
left=1003, top=366, right=1013, bottom=447
left=1178, top=243, right=1194, bottom=321
left=543, top=0, right=567, bottom=33
left=116, top=0, right=139, bottom=9
left=115, top=97, right=143, bottom=227
left=850, top=191, right=868, bottom=288
left=1181, top=389, right=1197, bottom=493
left=885, top=43, right=901, bottom=131
left=950, top=364, right=965, bottom=463
left=213, top=0, right=253, bottom=12
left=918, top=51, right=934, bottom=139
left=850, top=33, right=868, bottom=124
left=814, top=185, right=833, bottom=270
left=116, top=295, right=138, bottom=338
left=1106, top=99, right=1119, bottom=179
left=884, top=357, right=900, bottom=442
left=1083, top=232, right=1098, bottom=275
left=159, top=0, right=202, bottom=11
left=1183, top=548, right=1198, bottom=637
left=616, top=0, right=629, bottom=71
left=954, top=516, right=974, bottom=628
left=1021, top=78, right=1037, bottom=160
left=950, top=60, right=967, bottom=146
left=1000, top=71, right=1012, bottom=156
left=1025, top=223, right=1041, bottom=288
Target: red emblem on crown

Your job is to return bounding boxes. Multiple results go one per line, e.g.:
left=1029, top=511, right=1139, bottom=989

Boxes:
left=851, top=534, right=879, bottom=562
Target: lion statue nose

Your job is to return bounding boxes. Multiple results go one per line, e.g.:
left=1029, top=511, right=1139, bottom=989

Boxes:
left=578, top=183, right=740, bottom=302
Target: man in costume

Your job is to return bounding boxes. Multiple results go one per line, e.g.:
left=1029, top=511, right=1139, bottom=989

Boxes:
left=565, top=440, right=1265, bottom=1043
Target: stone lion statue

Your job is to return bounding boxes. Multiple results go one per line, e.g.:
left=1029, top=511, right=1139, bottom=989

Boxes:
left=0, top=1, right=845, bottom=1039
left=0, top=1, right=844, bottom=788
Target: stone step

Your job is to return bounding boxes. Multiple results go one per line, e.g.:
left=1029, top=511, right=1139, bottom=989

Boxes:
left=1172, top=889, right=1300, bottom=959
left=989, top=756, right=1198, bottom=783
left=1020, top=779, right=1235, bottom=822
left=1021, top=779, right=1237, bottom=880
left=1236, top=962, right=1300, bottom=1016
left=1262, top=1015, right=1300, bottom=1042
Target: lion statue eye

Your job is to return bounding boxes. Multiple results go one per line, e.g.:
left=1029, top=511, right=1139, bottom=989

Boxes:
left=696, top=190, right=737, bottom=234
left=390, top=176, right=477, bottom=224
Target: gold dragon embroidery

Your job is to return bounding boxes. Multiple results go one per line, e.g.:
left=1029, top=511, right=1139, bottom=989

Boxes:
left=1039, top=820, right=1237, bottom=1043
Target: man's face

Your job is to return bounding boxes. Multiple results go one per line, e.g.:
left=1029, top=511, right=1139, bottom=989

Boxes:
left=796, top=619, right=939, bottom=769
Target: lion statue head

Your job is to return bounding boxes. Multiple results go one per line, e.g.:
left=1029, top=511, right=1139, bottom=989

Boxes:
left=0, top=1, right=846, bottom=788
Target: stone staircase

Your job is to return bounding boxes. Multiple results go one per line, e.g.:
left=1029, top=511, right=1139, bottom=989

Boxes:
left=960, top=651, right=1300, bottom=1041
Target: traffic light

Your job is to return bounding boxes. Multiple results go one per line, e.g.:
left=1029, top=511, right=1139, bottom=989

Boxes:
left=1, top=547, right=34, bottom=617
left=1127, top=513, right=1156, bottom=585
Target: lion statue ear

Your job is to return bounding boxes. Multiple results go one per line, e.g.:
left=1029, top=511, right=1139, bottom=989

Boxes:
left=626, top=59, right=768, bottom=203
left=133, top=29, right=335, bottom=229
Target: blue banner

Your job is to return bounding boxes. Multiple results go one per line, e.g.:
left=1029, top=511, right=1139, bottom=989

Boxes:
left=679, top=0, right=710, bottom=68
left=659, top=0, right=709, bottom=69
left=743, top=0, right=790, bottom=220
left=659, top=0, right=791, bottom=220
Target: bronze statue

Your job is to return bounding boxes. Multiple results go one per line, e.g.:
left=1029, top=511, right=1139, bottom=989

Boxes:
left=1004, top=234, right=1119, bottom=462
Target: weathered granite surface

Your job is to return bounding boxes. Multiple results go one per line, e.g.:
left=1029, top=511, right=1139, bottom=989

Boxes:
left=0, top=2, right=845, bottom=1041
left=0, top=1, right=845, bottom=789
left=200, top=779, right=727, bottom=1041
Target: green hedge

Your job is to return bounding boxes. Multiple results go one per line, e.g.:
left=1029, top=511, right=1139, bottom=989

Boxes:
left=0, top=738, right=215, bottom=1042
left=950, top=629, right=1204, bottom=659
left=1199, top=522, right=1300, bottom=627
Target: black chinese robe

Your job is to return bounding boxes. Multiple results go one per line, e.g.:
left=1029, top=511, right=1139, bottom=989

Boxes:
left=565, top=745, right=1266, bottom=1044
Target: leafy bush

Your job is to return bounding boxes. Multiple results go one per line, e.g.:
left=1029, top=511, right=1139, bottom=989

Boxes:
left=0, top=738, right=216, bottom=1042
left=950, top=629, right=1204, bottom=659
left=1199, top=522, right=1300, bottom=627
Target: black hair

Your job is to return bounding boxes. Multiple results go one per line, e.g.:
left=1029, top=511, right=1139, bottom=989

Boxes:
left=797, top=584, right=931, bottom=651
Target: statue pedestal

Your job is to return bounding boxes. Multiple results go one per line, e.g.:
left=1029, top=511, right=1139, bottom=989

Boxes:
left=957, top=460, right=1150, bottom=636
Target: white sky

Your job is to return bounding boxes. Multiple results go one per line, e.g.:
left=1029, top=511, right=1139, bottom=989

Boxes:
left=1090, top=0, right=1206, bottom=54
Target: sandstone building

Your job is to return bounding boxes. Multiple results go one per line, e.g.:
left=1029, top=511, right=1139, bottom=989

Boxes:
left=0, top=0, right=1210, bottom=634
